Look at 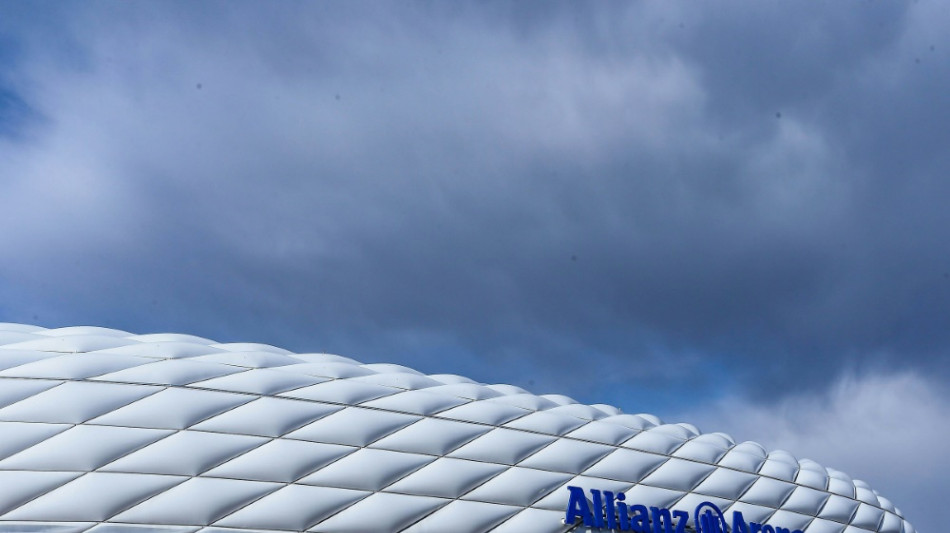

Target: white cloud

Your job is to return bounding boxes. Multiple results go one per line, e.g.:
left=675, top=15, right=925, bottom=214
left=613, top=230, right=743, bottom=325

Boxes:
left=675, top=371, right=947, bottom=532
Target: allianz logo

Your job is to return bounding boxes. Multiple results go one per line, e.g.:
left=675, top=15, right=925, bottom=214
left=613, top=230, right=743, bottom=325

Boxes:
left=564, top=486, right=805, bottom=533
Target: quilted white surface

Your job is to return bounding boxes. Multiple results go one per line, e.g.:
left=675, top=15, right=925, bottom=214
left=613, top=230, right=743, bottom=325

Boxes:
left=0, top=323, right=916, bottom=533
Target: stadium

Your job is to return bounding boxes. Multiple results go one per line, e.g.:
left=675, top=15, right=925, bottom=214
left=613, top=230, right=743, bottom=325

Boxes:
left=0, top=323, right=916, bottom=533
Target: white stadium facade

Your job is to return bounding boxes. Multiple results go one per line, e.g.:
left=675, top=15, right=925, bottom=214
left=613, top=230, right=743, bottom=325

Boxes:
left=0, top=323, right=916, bottom=533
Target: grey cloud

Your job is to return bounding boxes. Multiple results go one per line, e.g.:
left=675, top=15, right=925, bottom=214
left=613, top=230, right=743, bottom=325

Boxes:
left=1, top=1, right=949, bottom=404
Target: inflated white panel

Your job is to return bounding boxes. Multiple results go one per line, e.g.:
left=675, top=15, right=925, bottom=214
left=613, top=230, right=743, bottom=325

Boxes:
left=94, top=359, right=244, bottom=386
left=503, top=410, right=588, bottom=436
left=100, top=430, right=266, bottom=476
left=640, top=457, right=716, bottom=491
left=352, top=371, right=442, bottom=390
left=212, top=342, right=291, bottom=355
left=447, top=427, right=555, bottom=465
left=191, top=367, right=325, bottom=395
left=435, top=399, right=531, bottom=425
left=534, top=475, right=631, bottom=512
left=0, top=352, right=147, bottom=379
left=275, top=362, right=374, bottom=379
left=783, top=485, right=832, bottom=516
left=767, top=510, right=815, bottom=531
left=386, top=457, right=507, bottom=498
left=727, top=501, right=780, bottom=525
left=0, top=424, right=171, bottom=471
left=829, top=477, right=858, bottom=498
left=718, top=447, right=768, bottom=473
left=279, top=379, right=398, bottom=404
left=878, top=496, right=896, bottom=514
left=797, top=467, right=832, bottom=490
left=293, top=353, right=361, bottom=365
left=487, top=393, right=560, bottom=412
left=491, top=508, right=568, bottom=533
left=623, top=484, right=686, bottom=509
left=3, top=472, right=184, bottom=521
left=100, top=340, right=226, bottom=359
left=0, top=324, right=916, bottom=533
left=427, top=373, right=479, bottom=385
left=401, top=500, right=519, bottom=533
left=517, top=438, right=613, bottom=474
left=309, top=492, right=446, bottom=533
left=191, top=396, right=340, bottom=437
left=693, top=432, right=736, bottom=449
left=361, top=363, right=424, bottom=375
left=203, top=439, right=355, bottom=483
left=565, top=418, right=640, bottom=445
left=1, top=334, right=133, bottom=353
left=880, top=512, right=903, bottom=533
left=622, top=428, right=687, bottom=455
left=855, top=486, right=881, bottom=506
left=0, top=471, right=83, bottom=515
left=0, top=421, right=70, bottom=460
left=545, top=403, right=608, bottom=421
left=111, top=477, right=280, bottom=526
left=370, top=417, right=490, bottom=455
left=674, top=493, right=734, bottom=521
left=40, top=326, right=131, bottom=337
left=852, top=503, right=886, bottom=530
left=90, top=524, right=199, bottom=533
left=128, top=332, right=217, bottom=344
left=425, top=382, right=503, bottom=401
left=362, top=389, right=469, bottom=415
left=462, top=467, right=572, bottom=506
left=760, top=456, right=801, bottom=481
left=286, top=406, right=419, bottom=446
left=584, top=447, right=668, bottom=482
left=739, top=477, right=797, bottom=507
left=809, top=517, right=849, bottom=533
left=693, top=466, right=759, bottom=500
left=0, top=351, right=58, bottom=372
left=673, top=438, right=730, bottom=463
left=213, top=485, right=367, bottom=531
left=90, top=387, right=252, bottom=429
left=821, top=494, right=862, bottom=523
left=0, top=381, right=159, bottom=423
left=191, top=350, right=301, bottom=369
left=298, top=447, right=434, bottom=491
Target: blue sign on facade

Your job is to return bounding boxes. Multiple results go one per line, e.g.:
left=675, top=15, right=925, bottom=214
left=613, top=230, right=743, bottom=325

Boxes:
left=564, top=486, right=805, bottom=533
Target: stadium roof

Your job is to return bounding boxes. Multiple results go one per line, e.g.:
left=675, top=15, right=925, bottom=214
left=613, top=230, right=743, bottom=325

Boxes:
left=0, top=323, right=916, bottom=533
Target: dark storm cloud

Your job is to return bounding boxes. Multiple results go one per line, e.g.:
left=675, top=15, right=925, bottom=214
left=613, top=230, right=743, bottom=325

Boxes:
left=1, top=1, right=949, bottom=401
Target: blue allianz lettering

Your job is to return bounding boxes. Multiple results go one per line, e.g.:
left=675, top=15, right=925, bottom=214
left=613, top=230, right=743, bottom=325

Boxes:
left=564, top=487, right=804, bottom=533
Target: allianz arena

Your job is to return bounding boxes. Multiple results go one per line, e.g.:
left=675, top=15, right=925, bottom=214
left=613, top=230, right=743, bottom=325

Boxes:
left=0, top=323, right=915, bottom=533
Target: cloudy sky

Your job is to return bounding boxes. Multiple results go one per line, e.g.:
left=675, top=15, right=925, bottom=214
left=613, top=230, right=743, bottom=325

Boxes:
left=0, top=2, right=947, bottom=530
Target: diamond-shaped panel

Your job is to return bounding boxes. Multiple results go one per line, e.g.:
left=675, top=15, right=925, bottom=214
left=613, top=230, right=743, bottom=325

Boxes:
left=0, top=425, right=171, bottom=471
left=286, top=406, right=419, bottom=446
left=99, top=430, right=267, bottom=476
left=0, top=381, right=160, bottom=424
left=2, top=472, right=185, bottom=522
left=298, top=448, right=434, bottom=491
left=385, top=457, right=507, bottom=499
left=111, top=477, right=281, bottom=526
left=213, top=485, right=368, bottom=531
left=90, top=387, right=253, bottom=430
left=203, top=439, right=355, bottom=483
left=448, top=427, right=555, bottom=465
left=461, top=467, right=571, bottom=506
left=308, top=492, right=447, bottom=533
